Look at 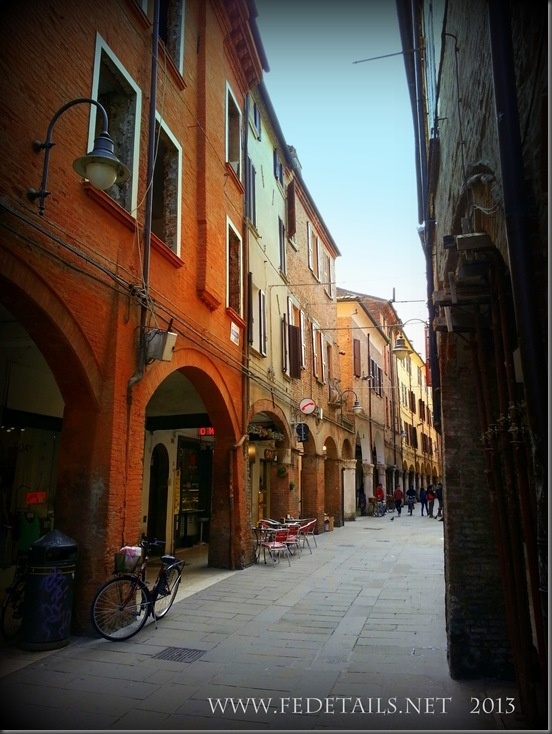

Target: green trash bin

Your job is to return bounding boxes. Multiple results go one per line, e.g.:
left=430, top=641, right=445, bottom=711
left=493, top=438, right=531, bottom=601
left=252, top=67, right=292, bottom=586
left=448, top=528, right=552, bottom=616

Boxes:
left=20, top=529, right=78, bottom=651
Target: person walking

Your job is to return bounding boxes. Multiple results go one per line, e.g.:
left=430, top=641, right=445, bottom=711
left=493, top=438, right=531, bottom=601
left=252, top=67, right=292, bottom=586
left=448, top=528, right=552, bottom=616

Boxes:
left=358, top=489, right=367, bottom=516
left=393, top=484, right=404, bottom=516
left=426, top=485, right=436, bottom=517
left=406, top=485, right=416, bottom=515
left=436, top=482, right=444, bottom=520
left=419, top=486, right=427, bottom=516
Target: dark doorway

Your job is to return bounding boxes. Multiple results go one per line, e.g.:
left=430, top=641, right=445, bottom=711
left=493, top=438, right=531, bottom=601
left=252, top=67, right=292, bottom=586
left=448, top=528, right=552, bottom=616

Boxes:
left=147, top=443, right=169, bottom=549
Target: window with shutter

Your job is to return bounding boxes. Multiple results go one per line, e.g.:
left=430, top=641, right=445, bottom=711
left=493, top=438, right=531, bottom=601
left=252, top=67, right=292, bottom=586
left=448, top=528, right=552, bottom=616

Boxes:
left=226, top=85, right=241, bottom=177
left=226, top=219, right=242, bottom=315
left=289, top=325, right=301, bottom=378
left=353, top=339, right=361, bottom=377
left=281, top=314, right=288, bottom=373
left=316, top=237, right=322, bottom=280
left=259, top=290, right=266, bottom=356
left=273, top=148, right=283, bottom=185
left=300, top=311, right=306, bottom=368
left=312, top=323, right=319, bottom=377
left=245, top=157, right=256, bottom=226
left=286, top=180, right=296, bottom=238
left=278, top=217, right=286, bottom=273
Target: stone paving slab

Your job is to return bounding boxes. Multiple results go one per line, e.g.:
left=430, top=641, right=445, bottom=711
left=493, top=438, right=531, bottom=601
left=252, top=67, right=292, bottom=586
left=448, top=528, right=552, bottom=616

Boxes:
left=0, top=515, right=525, bottom=731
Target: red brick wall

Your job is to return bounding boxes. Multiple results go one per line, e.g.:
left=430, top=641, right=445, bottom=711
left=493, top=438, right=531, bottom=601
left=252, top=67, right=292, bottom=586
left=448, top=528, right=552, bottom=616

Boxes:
left=0, top=0, right=258, bottom=630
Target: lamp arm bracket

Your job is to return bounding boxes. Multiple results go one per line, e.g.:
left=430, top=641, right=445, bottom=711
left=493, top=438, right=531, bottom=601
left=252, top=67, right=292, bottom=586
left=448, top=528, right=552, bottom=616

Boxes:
left=28, top=97, right=117, bottom=216
left=40, top=98, right=110, bottom=148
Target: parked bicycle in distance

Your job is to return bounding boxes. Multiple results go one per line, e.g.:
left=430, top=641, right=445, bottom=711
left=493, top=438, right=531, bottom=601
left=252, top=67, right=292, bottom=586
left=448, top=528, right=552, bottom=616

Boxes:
left=0, top=552, right=28, bottom=644
left=90, top=537, right=184, bottom=642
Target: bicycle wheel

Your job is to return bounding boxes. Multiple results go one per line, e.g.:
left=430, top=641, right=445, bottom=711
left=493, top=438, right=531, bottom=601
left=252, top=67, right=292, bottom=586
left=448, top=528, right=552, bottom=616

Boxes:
left=153, top=564, right=182, bottom=620
left=0, top=577, right=25, bottom=643
left=91, top=576, right=151, bottom=641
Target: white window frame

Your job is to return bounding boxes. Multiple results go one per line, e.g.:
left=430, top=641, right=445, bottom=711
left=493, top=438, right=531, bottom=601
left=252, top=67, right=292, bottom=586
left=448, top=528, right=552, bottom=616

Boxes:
left=226, top=83, right=242, bottom=178
left=258, top=289, right=267, bottom=356
left=278, top=216, right=286, bottom=273
left=89, top=34, right=141, bottom=217
left=151, top=112, right=182, bottom=256
left=226, top=217, right=243, bottom=316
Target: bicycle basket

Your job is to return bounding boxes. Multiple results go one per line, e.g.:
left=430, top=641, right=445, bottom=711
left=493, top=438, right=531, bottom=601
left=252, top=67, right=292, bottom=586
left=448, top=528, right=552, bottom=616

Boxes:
left=114, top=545, right=142, bottom=573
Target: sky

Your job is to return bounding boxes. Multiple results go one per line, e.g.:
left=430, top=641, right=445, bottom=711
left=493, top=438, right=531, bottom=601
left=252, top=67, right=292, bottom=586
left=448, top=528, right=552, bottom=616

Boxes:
left=254, top=0, right=429, bottom=354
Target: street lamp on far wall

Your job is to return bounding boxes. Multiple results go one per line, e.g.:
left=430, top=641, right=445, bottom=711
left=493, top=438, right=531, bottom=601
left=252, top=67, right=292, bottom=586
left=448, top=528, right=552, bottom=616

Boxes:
left=340, top=388, right=362, bottom=422
left=390, top=319, right=430, bottom=360
left=27, top=97, right=130, bottom=215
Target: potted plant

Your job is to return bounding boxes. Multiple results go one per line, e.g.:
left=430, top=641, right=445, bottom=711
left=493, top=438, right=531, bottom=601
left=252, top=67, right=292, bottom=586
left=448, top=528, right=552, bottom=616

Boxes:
left=289, top=481, right=296, bottom=491
left=277, top=464, right=287, bottom=477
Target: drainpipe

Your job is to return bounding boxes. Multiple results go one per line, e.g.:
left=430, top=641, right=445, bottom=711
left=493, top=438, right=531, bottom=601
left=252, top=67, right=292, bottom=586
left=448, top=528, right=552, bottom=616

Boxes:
left=229, top=434, right=248, bottom=569
left=127, top=0, right=160, bottom=398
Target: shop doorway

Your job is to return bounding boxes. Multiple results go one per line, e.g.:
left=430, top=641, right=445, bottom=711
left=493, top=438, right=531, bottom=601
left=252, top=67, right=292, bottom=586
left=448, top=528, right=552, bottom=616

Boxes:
left=147, top=443, right=169, bottom=547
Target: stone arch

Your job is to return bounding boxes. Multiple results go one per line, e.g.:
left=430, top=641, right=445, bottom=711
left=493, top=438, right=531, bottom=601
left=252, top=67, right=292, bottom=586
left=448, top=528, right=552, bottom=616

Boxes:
left=132, top=348, right=245, bottom=569
left=0, top=251, right=102, bottom=410
left=247, top=398, right=291, bottom=525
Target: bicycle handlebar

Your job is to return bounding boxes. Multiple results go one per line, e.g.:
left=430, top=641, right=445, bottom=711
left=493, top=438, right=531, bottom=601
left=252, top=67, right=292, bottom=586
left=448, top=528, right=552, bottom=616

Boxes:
left=140, top=537, right=166, bottom=551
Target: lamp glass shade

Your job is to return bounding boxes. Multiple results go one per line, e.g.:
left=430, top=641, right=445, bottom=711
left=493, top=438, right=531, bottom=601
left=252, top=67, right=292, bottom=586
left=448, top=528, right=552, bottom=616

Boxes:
left=72, top=131, right=130, bottom=189
left=352, top=401, right=362, bottom=414
left=392, top=336, right=411, bottom=360
left=82, top=160, right=119, bottom=190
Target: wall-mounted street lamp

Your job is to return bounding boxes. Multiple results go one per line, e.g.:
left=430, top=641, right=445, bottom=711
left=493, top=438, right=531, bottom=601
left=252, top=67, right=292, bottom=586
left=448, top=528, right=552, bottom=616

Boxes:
left=390, top=319, right=430, bottom=360
left=392, top=335, right=411, bottom=360
left=340, top=388, right=363, bottom=422
left=28, top=97, right=130, bottom=215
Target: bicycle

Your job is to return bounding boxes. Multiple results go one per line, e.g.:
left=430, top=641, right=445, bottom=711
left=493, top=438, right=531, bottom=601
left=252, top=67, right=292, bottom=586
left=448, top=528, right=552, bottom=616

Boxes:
left=374, top=500, right=388, bottom=517
left=0, top=551, right=28, bottom=644
left=90, top=537, right=184, bottom=642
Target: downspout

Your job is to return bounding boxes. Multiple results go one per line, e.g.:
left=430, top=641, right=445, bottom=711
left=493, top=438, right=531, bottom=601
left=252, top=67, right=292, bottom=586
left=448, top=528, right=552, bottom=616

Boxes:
left=237, top=92, right=253, bottom=568
left=229, top=434, right=248, bottom=570
left=127, top=0, right=159, bottom=399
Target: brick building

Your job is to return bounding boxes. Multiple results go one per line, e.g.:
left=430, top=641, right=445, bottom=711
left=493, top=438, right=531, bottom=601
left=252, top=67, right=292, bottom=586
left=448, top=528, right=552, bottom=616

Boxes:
left=337, top=290, right=441, bottom=507
left=0, top=0, right=445, bottom=648
left=245, top=80, right=351, bottom=533
left=396, top=0, right=547, bottom=724
left=0, top=0, right=265, bottom=630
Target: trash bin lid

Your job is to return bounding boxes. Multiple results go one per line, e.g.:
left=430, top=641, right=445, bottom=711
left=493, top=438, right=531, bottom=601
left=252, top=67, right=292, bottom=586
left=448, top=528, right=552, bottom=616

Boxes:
left=29, top=528, right=78, bottom=561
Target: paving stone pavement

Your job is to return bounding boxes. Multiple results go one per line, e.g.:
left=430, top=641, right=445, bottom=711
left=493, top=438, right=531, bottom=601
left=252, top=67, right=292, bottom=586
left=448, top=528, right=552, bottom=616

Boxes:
left=0, top=513, right=528, bottom=732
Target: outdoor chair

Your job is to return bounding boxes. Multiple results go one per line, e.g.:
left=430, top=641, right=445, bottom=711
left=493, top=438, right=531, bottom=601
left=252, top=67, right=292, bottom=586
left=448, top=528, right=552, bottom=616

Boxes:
left=284, top=522, right=302, bottom=557
left=299, top=519, right=317, bottom=552
left=260, top=527, right=291, bottom=566
left=259, top=518, right=281, bottom=529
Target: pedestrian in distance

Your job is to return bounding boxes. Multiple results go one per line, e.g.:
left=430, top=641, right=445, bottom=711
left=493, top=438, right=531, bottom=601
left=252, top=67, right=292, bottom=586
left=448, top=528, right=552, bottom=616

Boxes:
left=436, top=482, right=444, bottom=520
left=427, top=485, right=436, bottom=517
left=358, top=489, right=367, bottom=516
left=375, top=483, right=385, bottom=502
left=419, top=486, right=427, bottom=516
left=393, top=484, right=404, bottom=516
left=406, top=485, right=416, bottom=515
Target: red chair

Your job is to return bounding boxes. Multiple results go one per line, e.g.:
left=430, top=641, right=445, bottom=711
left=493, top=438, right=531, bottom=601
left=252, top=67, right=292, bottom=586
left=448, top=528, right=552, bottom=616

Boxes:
left=299, top=519, right=317, bottom=553
left=260, top=527, right=291, bottom=566
left=284, top=523, right=302, bottom=557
